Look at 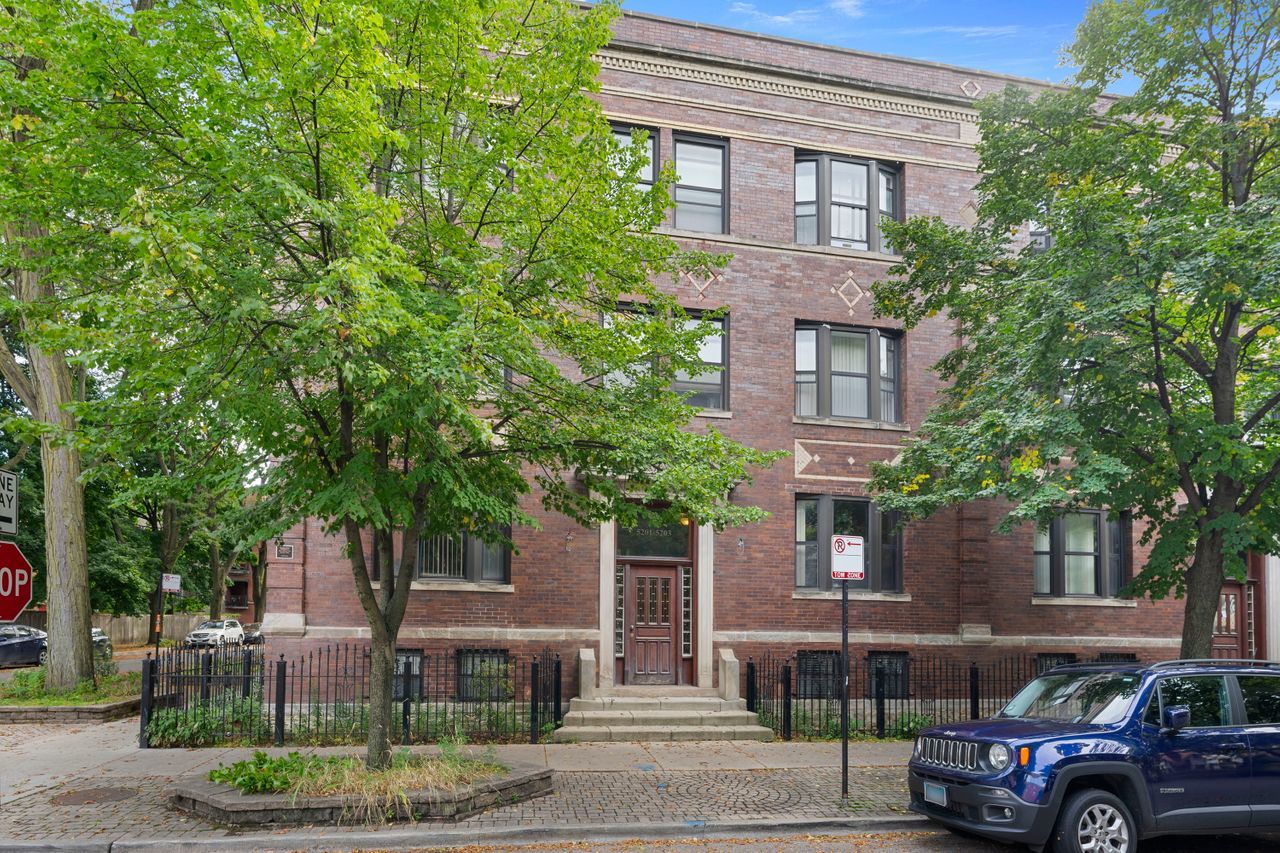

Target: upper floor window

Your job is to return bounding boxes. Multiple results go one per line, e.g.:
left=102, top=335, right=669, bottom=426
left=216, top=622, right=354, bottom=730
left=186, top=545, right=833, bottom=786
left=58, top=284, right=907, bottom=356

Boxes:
left=1033, top=510, right=1127, bottom=597
left=673, top=315, right=727, bottom=411
left=795, top=323, right=899, bottom=422
left=674, top=135, right=727, bottom=233
left=611, top=124, right=656, bottom=186
left=795, top=495, right=901, bottom=593
left=418, top=531, right=509, bottom=583
left=795, top=153, right=901, bottom=253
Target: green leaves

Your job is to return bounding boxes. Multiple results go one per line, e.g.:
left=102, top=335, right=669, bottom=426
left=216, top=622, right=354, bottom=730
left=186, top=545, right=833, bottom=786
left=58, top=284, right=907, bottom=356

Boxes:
left=871, top=1, right=1280, bottom=618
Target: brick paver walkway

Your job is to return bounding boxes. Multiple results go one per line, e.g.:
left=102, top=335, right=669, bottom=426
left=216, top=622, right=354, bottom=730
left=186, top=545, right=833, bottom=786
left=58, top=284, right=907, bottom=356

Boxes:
left=0, top=766, right=909, bottom=844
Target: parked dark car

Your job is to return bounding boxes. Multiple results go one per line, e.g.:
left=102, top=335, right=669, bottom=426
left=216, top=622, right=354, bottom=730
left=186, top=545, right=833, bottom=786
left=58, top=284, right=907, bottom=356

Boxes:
left=0, top=624, right=47, bottom=667
left=908, top=658, right=1280, bottom=852
left=242, top=623, right=264, bottom=645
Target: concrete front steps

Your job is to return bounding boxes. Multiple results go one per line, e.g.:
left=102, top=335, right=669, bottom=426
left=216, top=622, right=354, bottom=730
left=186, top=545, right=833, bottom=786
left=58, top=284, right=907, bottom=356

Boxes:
left=552, top=692, right=774, bottom=743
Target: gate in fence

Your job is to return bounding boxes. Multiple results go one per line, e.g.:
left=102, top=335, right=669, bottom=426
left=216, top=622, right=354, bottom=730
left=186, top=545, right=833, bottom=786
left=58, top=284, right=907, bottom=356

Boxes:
left=139, top=643, right=563, bottom=748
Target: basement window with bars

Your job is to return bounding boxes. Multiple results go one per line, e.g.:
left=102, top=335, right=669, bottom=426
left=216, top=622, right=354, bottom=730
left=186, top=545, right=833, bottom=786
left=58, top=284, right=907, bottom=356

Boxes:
left=394, top=649, right=423, bottom=701
left=1036, top=652, right=1078, bottom=673
left=797, top=650, right=841, bottom=699
left=867, top=651, right=909, bottom=699
left=456, top=648, right=511, bottom=702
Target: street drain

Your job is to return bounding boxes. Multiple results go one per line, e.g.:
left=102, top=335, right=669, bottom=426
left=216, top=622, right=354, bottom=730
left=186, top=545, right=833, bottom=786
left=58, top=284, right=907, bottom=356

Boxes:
left=51, top=787, right=137, bottom=806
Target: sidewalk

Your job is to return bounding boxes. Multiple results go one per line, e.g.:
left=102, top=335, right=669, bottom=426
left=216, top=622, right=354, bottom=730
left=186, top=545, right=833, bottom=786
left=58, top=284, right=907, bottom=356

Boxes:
left=0, top=718, right=922, bottom=852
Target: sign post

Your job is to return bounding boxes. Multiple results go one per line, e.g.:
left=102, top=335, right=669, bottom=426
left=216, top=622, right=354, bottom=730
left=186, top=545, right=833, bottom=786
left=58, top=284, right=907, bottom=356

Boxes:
left=831, top=534, right=865, bottom=803
left=156, top=574, right=181, bottom=656
left=0, top=542, right=34, bottom=622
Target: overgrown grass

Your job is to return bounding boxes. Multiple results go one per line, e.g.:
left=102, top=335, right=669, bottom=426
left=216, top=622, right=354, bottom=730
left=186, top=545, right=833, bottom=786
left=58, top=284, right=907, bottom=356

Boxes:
left=0, top=668, right=142, bottom=706
left=209, top=740, right=506, bottom=823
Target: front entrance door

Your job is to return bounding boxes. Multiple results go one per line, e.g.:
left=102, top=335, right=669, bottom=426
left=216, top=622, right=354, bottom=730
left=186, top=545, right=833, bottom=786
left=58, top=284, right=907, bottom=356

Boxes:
left=624, top=564, right=679, bottom=685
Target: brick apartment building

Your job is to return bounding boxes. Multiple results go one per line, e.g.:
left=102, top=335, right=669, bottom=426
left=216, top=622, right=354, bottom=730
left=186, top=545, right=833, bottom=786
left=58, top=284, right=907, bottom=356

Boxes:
left=260, top=11, right=1269, bottom=694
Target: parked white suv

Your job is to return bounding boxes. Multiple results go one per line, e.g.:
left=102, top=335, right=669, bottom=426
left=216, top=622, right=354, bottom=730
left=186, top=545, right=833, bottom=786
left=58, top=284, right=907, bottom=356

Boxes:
left=184, top=619, right=245, bottom=648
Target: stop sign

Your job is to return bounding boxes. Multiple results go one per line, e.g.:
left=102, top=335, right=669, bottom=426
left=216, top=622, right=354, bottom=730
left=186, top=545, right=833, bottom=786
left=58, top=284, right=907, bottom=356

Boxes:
left=0, top=542, right=33, bottom=622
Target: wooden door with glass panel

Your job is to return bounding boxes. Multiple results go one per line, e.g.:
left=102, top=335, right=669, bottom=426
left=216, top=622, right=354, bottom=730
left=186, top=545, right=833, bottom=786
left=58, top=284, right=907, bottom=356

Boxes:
left=624, top=564, right=679, bottom=685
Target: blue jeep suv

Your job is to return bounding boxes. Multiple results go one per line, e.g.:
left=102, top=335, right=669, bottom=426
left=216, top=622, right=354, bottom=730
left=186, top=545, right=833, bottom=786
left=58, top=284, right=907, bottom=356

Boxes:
left=908, top=659, right=1280, bottom=852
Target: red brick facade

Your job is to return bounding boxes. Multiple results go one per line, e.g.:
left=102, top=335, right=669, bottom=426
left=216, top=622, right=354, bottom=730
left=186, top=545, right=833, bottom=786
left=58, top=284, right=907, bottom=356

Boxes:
left=263, top=11, right=1190, bottom=688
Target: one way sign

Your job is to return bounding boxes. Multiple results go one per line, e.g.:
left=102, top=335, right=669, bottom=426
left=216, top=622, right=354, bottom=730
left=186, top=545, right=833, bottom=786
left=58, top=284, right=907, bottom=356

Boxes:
left=0, top=470, right=16, bottom=536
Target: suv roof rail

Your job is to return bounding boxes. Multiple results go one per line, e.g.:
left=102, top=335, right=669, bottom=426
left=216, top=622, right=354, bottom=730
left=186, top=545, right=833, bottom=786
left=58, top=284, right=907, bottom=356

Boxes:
left=1149, top=658, right=1280, bottom=669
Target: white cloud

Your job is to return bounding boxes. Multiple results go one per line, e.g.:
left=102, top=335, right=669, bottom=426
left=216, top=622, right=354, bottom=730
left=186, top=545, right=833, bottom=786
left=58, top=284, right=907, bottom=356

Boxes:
left=728, top=2, right=822, bottom=27
left=896, top=24, right=1023, bottom=38
left=829, top=0, right=865, bottom=17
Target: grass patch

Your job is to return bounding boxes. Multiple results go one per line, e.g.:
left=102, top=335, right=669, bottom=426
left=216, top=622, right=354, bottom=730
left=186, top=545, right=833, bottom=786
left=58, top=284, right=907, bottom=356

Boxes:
left=209, top=741, right=506, bottom=823
left=0, top=668, right=142, bottom=706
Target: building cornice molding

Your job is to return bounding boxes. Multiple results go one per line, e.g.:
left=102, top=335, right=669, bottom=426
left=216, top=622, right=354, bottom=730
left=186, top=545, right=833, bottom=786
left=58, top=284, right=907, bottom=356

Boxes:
left=600, top=44, right=982, bottom=132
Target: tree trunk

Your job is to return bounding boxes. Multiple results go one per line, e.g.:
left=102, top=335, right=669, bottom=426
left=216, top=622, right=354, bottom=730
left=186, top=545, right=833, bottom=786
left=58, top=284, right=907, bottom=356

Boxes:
left=209, top=541, right=225, bottom=620
left=1180, top=528, right=1226, bottom=659
left=366, top=634, right=395, bottom=769
left=20, top=256, right=92, bottom=690
left=251, top=541, right=268, bottom=619
left=39, top=434, right=93, bottom=689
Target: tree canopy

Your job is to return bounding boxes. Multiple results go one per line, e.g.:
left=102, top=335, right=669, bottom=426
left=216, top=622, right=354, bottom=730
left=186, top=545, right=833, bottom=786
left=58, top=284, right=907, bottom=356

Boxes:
left=74, top=0, right=778, bottom=766
left=871, top=0, right=1280, bottom=656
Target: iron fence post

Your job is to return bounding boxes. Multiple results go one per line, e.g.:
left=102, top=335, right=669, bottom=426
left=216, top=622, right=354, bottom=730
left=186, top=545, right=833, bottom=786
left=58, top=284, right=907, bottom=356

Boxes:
left=746, top=658, right=756, bottom=712
left=139, top=655, right=154, bottom=748
left=969, top=662, right=981, bottom=720
left=530, top=659, right=541, bottom=744
left=401, top=658, right=412, bottom=744
left=553, top=654, right=562, bottom=728
left=274, top=654, right=286, bottom=746
left=200, top=652, right=213, bottom=703
left=781, top=663, right=792, bottom=741
left=241, top=648, right=253, bottom=699
left=874, top=668, right=886, bottom=738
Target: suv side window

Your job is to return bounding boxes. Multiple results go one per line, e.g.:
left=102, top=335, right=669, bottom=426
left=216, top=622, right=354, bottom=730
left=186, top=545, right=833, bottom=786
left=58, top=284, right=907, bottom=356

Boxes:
left=1157, top=675, right=1231, bottom=727
left=1239, top=675, right=1280, bottom=725
left=1143, top=688, right=1162, bottom=726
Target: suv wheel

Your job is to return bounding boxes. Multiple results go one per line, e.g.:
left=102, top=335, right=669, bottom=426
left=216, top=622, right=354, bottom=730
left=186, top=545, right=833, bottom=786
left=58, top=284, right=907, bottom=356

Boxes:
left=1050, top=789, right=1136, bottom=853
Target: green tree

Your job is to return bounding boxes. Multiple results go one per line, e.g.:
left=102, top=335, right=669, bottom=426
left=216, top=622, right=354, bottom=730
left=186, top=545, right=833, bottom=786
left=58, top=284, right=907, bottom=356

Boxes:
left=103, top=0, right=777, bottom=768
left=871, top=0, right=1280, bottom=657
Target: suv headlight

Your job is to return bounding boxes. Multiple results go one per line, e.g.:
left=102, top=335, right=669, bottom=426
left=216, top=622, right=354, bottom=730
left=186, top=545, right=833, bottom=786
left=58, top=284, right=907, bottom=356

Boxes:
left=913, top=737, right=921, bottom=757
left=987, top=743, right=1012, bottom=772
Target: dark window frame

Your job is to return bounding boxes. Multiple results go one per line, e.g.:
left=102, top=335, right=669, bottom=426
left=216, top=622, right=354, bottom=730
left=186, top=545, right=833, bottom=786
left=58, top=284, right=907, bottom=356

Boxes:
left=610, top=123, right=658, bottom=186
left=456, top=648, right=512, bottom=702
left=672, top=311, right=729, bottom=412
left=795, top=322, right=900, bottom=423
left=795, top=494, right=902, bottom=593
left=1033, top=510, right=1128, bottom=598
left=794, top=152, right=902, bottom=253
left=414, top=528, right=511, bottom=584
left=673, top=133, right=729, bottom=234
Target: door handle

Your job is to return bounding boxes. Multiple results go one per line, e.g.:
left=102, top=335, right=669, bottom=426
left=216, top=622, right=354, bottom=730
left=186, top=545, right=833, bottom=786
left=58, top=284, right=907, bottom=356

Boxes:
left=1223, top=742, right=1247, bottom=750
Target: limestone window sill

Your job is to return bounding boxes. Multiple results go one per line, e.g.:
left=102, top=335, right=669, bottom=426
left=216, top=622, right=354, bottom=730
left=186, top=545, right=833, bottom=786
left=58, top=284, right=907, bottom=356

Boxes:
left=1031, top=596, right=1136, bottom=608
left=371, top=581, right=515, bottom=594
left=793, top=416, right=910, bottom=432
left=656, top=227, right=903, bottom=265
left=695, top=410, right=733, bottom=419
left=793, top=589, right=912, bottom=602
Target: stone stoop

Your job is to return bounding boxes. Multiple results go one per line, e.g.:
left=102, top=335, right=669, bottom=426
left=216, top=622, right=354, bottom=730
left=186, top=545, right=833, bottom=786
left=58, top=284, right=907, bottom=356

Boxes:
left=552, top=695, right=774, bottom=743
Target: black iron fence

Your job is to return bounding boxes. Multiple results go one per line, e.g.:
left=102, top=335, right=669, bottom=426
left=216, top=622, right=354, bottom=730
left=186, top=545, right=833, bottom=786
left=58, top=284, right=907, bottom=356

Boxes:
left=139, top=643, right=563, bottom=748
left=745, top=651, right=1134, bottom=740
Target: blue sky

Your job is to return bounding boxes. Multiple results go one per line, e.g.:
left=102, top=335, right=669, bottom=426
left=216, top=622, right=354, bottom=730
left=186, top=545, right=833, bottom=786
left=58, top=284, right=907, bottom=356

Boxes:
left=615, top=0, right=1095, bottom=86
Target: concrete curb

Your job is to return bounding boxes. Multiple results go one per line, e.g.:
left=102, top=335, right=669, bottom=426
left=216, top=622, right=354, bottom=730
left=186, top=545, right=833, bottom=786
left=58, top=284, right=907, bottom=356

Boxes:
left=2, top=815, right=934, bottom=852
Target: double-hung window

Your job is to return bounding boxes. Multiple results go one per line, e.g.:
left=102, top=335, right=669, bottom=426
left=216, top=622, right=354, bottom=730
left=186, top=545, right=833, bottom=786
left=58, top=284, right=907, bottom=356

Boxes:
left=795, top=323, right=899, bottom=422
left=674, top=135, right=727, bottom=233
left=611, top=124, right=656, bottom=187
left=1033, top=510, right=1127, bottom=597
left=418, top=530, right=510, bottom=583
left=672, top=315, right=728, bottom=411
left=795, top=153, right=901, bottom=253
left=795, top=495, right=901, bottom=592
